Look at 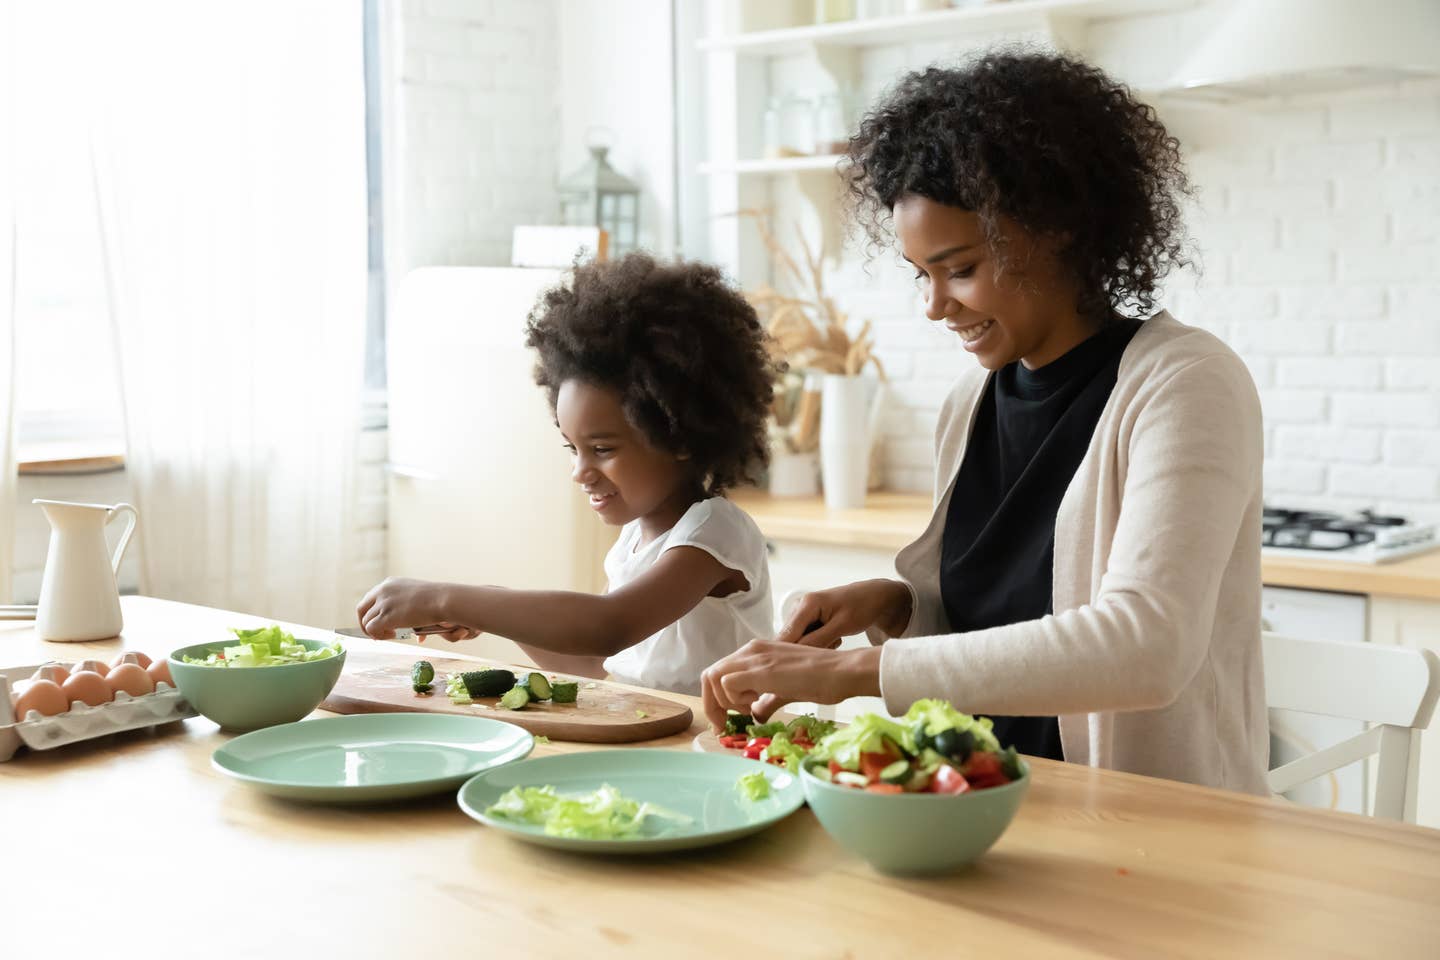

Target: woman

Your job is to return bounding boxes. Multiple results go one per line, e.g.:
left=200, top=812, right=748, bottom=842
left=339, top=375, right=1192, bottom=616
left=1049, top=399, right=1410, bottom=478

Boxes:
left=701, top=51, right=1269, bottom=794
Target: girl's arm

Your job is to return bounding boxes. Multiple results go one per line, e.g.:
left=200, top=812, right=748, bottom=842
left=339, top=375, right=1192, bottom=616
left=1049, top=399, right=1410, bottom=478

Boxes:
left=357, top=545, right=741, bottom=658
left=511, top=644, right=609, bottom=679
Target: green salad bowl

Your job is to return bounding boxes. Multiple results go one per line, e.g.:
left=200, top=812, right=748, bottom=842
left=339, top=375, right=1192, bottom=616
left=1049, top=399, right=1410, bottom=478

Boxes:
left=168, top=638, right=346, bottom=732
left=800, top=758, right=1030, bottom=875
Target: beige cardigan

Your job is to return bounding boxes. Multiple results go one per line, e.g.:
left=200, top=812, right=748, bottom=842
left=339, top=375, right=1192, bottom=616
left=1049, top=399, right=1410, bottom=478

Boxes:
left=876, top=313, right=1270, bottom=795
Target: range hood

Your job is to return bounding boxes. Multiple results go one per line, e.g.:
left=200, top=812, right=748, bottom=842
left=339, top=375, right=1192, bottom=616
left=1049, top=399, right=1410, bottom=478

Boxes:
left=1166, top=0, right=1440, bottom=102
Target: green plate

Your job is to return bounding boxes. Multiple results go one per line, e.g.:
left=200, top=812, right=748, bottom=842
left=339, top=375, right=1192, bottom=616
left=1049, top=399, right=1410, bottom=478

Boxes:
left=212, top=714, right=533, bottom=802
left=456, top=748, right=805, bottom=853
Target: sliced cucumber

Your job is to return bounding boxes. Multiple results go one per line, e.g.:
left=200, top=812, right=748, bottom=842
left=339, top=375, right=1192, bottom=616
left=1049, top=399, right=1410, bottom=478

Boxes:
left=833, top=771, right=870, bottom=789
left=522, top=671, right=552, bottom=700
left=499, top=685, right=531, bottom=710
left=723, top=710, right=754, bottom=737
left=879, top=759, right=911, bottom=784
left=911, top=721, right=934, bottom=752
left=461, top=668, right=516, bottom=698
left=411, top=660, right=435, bottom=687
left=550, top=681, right=579, bottom=703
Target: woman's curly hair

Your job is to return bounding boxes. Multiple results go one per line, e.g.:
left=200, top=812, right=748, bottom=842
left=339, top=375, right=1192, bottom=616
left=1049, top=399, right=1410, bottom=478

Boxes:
left=844, top=49, right=1194, bottom=323
left=524, top=253, right=778, bottom=497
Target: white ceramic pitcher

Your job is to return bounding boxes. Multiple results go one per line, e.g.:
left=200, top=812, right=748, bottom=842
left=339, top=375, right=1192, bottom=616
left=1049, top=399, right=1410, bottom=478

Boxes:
left=33, top=499, right=139, bottom=642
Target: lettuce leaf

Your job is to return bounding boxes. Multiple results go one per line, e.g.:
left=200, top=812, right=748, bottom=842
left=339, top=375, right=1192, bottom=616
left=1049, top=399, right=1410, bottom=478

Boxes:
left=759, top=733, right=809, bottom=773
left=735, top=771, right=771, bottom=801
left=179, top=625, right=341, bottom=667
left=904, top=699, right=1000, bottom=754
left=809, top=712, right=912, bottom=770
left=485, top=784, right=693, bottom=840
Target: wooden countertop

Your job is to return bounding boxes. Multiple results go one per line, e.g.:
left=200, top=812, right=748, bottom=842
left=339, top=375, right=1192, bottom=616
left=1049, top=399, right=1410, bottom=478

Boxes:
left=4, top=597, right=1439, bottom=958
left=733, top=489, right=1440, bottom=602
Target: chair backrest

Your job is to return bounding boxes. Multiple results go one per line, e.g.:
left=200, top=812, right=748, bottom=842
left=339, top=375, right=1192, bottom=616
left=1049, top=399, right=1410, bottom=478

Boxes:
left=1262, top=631, right=1440, bottom=822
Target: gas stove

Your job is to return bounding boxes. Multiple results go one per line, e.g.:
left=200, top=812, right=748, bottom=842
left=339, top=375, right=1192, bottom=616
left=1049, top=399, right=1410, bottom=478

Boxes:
left=1262, top=507, right=1439, bottom=564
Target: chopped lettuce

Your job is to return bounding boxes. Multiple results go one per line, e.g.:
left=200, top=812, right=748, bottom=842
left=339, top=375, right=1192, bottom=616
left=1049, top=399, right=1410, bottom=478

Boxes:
left=809, top=712, right=912, bottom=770
left=759, top=733, right=809, bottom=773
left=180, top=625, right=341, bottom=667
left=446, top=674, right=473, bottom=704
left=904, top=699, right=1000, bottom=754
left=735, top=770, right=771, bottom=801
left=746, top=714, right=838, bottom=742
left=485, top=784, right=693, bottom=840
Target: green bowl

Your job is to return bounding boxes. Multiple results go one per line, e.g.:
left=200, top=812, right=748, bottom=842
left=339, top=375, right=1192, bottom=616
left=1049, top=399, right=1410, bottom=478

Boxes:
left=800, top=759, right=1030, bottom=875
left=168, top=639, right=346, bottom=732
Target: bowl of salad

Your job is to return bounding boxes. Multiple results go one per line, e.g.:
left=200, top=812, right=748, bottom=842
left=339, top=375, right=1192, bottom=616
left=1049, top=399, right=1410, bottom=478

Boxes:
left=168, top=625, right=346, bottom=731
left=801, top=699, right=1029, bottom=875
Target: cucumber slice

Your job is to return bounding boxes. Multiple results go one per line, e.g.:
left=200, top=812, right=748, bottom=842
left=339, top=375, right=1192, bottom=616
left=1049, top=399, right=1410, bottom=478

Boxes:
left=522, top=672, right=552, bottom=700
left=550, top=681, right=579, bottom=703
left=461, top=669, right=517, bottom=698
left=879, top=759, right=911, bottom=784
left=833, top=771, right=870, bottom=789
left=499, top=685, right=531, bottom=710
left=723, top=710, right=754, bottom=737
left=411, top=661, right=435, bottom=687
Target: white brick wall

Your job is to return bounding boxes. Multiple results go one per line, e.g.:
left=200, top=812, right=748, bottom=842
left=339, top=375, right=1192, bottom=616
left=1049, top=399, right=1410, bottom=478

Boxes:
left=390, top=0, right=561, bottom=275
left=818, top=79, right=1440, bottom=522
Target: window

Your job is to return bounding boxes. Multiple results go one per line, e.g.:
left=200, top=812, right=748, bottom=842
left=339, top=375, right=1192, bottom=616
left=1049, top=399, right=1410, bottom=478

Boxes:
left=13, top=5, right=124, bottom=463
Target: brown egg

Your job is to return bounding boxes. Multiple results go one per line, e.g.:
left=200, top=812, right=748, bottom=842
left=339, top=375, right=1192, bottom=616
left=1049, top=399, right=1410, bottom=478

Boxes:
left=105, top=662, right=155, bottom=698
left=31, top=663, right=71, bottom=686
left=12, top=679, right=69, bottom=718
left=112, top=651, right=154, bottom=670
left=71, top=659, right=109, bottom=676
left=147, top=659, right=175, bottom=689
left=62, top=670, right=113, bottom=707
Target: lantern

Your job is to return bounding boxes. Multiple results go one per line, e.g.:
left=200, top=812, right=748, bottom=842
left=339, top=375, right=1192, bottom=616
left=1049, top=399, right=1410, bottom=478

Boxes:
left=558, top=144, right=641, bottom=256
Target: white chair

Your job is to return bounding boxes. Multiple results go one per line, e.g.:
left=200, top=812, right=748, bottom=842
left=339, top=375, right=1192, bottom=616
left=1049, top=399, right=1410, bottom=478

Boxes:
left=1263, top=631, right=1440, bottom=822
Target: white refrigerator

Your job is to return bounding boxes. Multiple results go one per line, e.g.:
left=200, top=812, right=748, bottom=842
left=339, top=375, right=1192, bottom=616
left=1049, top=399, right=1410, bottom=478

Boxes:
left=385, top=267, right=617, bottom=663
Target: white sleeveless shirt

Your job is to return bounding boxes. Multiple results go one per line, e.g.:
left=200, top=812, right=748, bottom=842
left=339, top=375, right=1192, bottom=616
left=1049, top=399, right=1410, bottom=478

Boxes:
left=602, top=497, right=774, bottom=695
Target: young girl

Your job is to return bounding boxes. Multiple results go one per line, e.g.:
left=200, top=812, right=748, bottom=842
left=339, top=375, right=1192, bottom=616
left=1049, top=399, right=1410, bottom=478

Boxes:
left=701, top=50, right=1271, bottom=795
left=357, top=253, right=779, bottom=696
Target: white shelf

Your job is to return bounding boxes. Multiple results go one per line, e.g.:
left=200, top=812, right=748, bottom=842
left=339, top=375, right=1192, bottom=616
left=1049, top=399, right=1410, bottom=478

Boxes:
left=697, top=0, right=1197, bottom=56
left=698, top=155, right=845, bottom=176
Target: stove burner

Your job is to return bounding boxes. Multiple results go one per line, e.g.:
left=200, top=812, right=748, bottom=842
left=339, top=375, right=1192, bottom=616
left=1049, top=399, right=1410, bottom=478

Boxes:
left=1262, top=507, right=1385, bottom=551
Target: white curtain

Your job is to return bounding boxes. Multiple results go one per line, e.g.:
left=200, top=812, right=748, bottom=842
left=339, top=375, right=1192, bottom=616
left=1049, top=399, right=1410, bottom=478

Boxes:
left=0, top=0, right=16, bottom=605
left=88, top=2, right=368, bottom=626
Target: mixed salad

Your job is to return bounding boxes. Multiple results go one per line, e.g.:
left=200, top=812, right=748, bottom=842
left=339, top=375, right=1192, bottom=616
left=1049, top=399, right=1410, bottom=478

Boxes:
left=806, top=699, right=1024, bottom=794
left=717, top=711, right=839, bottom=773
left=179, top=625, right=342, bottom=668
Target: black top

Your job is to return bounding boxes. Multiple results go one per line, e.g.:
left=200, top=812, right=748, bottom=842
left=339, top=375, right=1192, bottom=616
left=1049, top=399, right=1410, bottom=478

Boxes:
left=940, top=319, right=1142, bottom=761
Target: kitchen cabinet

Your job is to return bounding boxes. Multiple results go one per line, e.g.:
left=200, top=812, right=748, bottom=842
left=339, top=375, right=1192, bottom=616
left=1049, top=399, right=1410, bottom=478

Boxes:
left=1368, top=597, right=1440, bottom=829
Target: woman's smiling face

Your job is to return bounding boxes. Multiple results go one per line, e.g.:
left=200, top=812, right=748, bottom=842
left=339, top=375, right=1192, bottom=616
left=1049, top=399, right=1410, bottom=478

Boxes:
left=893, top=194, right=1095, bottom=371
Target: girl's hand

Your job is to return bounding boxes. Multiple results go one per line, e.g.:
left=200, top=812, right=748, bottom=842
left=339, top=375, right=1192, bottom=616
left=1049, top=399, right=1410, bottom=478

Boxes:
left=356, top=577, right=458, bottom=640
left=774, top=579, right=913, bottom=649
left=700, top=640, right=883, bottom=731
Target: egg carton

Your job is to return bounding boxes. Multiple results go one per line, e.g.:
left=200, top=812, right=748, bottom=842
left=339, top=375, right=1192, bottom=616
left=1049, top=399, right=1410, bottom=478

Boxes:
left=0, top=663, right=198, bottom=762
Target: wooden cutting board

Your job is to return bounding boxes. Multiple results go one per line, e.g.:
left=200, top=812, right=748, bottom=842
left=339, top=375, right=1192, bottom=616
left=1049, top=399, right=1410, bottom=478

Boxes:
left=320, top=649, right=692, bottom=743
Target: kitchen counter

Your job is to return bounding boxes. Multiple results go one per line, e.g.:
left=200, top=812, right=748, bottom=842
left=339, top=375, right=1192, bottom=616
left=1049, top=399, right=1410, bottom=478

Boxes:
left=4, top=596, right=1439, bottom=958
left=733, top=489, right=1440, bottom=602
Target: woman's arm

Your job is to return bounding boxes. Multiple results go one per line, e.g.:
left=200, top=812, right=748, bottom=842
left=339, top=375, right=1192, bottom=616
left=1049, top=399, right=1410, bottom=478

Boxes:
left=356, top=545, right=737, bottom=658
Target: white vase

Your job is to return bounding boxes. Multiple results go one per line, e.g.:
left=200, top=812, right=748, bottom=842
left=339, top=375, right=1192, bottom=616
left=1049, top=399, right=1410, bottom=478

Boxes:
left=769, top=451, right=820, bottom=498
left=820, top=375, right=884, bottom=510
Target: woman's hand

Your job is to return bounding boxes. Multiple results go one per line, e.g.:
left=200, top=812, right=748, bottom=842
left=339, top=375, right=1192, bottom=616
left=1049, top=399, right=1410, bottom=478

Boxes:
left=700, top=640, right=883, bottom=731
left=429, top=622, right=481, bottom=643
left=356, top=577, right=462, bottom=640
left=775, top=579, right=913, bottom=648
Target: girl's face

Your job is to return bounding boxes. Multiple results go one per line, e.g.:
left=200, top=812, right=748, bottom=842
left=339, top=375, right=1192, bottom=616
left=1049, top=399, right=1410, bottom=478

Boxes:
left=893, top=194, right=1094, bottom=371
left=556, top=379, right=694, bottom=534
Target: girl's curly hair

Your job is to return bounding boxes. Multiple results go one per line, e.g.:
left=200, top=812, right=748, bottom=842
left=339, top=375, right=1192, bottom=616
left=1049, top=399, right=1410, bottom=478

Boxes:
left=844, top=49, right=1195, bottom=323
left=524, top=253, right=779, bottom=497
